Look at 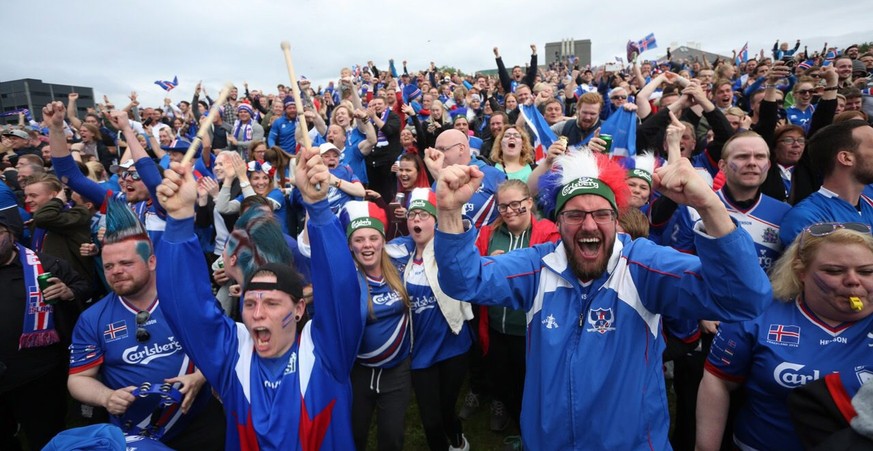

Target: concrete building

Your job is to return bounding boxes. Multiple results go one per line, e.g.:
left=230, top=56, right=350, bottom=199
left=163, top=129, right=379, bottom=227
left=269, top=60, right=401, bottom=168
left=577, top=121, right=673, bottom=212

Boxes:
left=0, top=78, right=95, bottom=125
left=545, top=38, right=592, bottom=67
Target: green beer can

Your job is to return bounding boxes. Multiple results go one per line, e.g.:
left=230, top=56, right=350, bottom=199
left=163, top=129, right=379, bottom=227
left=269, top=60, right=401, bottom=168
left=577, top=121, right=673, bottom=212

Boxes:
left=600, top=134, right=613, bottom=153
left=38, top=272, right=57, bottom=305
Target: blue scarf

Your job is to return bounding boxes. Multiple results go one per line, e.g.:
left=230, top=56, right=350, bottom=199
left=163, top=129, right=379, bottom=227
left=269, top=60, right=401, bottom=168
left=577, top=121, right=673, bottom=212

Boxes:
left=18, top=244, right=59, bottom=349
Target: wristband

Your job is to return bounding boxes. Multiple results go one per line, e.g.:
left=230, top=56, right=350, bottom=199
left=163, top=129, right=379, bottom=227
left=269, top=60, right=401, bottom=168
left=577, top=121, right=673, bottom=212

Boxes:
left=823, top=86, right=838, bottom=91
left=239, top=181, right=251, bottom=189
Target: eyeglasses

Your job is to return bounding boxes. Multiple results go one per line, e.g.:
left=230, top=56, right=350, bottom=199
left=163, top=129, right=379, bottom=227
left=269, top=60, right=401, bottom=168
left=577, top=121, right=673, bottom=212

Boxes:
left=502, top=133, right=522, bottom=139
left=434, top=142, right=463, bottom=153
left=610, top=95, right=628, bottom=100
left=778, top=137, right=806, bottom=145
left=135, top=310, right=151, bottom=342
left=809, top=73, right=821, bottom=78
left=406, top=210, right=433, bottom=220
left=558, top=209, right=616, bottom=225
left=120, top=171, right=142, bottom=181
left=497, top=197, right=530, bottom=213
left=795, top=89, right=815, bottom=95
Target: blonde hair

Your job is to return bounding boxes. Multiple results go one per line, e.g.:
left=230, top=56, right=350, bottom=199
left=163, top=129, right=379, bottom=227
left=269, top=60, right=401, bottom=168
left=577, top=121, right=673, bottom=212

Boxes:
left=85, top=161, right=106, bottom=182
left=770, top=228, right=873, bottom=301
left=353, top=245, right=411, bottom=319
left=491, top=126, right=534, bottom=167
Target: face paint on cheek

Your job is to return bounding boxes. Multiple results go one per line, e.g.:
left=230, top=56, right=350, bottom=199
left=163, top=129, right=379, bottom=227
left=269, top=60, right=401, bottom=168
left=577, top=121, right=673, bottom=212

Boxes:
left=281, top=310, right=295, bottom=328
left=811, top=272, right=837, bottom=297
left=728, top=162, right=741, bottom=173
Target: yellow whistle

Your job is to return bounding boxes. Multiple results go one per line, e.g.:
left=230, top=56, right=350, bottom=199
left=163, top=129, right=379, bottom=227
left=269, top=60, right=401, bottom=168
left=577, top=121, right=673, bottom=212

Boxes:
left=850, top=296, right=863, bottom=312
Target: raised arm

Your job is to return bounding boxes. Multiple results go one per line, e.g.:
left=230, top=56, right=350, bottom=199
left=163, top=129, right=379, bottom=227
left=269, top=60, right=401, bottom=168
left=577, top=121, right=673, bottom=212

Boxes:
left=494, top=47, right=512, bottom=94
left=523, top=44, right=538, bottom=87
left=66, top=92, right=83, bottom=129
left=44, top=102, right=110, bottom=205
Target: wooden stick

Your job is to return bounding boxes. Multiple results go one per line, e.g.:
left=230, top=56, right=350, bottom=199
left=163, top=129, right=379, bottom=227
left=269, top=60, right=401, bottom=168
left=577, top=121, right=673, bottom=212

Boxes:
left=280, top=41, right=320, bottom=190
left=181, top=83, right=233, bottom=165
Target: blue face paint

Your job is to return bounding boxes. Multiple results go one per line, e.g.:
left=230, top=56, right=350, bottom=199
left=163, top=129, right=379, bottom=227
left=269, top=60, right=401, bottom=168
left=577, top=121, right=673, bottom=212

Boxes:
left=281, top=310, right=296, bottom=328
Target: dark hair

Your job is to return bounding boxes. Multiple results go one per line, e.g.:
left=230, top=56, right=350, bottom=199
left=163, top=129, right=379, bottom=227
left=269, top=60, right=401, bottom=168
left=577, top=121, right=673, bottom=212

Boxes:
left=809, top=120, right=869, bottom=177
left=240, top=195, right=272, bottom=214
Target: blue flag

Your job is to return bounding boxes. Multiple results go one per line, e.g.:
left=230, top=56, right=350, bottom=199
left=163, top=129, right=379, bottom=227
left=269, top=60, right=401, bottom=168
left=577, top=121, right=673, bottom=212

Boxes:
left=599, top=108, right=637, bottom=158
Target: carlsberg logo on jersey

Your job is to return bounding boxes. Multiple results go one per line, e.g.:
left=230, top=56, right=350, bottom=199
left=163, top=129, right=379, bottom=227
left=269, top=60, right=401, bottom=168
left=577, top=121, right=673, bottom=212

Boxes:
left=122, top=338, right=183, bottom=365
left=561, top=177, right=600, bottom=197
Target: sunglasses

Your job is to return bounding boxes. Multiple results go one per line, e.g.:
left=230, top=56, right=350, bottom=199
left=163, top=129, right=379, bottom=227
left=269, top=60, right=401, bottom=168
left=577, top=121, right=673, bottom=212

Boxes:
left=610, top=95, right=628, bottom=100
left=800, top=222, right=872, bottom=247
left=795, top=89, right=814, bottom=95
left=120, top=171, right=142, bottom=181
left=136, top=310, right=151, bottom=342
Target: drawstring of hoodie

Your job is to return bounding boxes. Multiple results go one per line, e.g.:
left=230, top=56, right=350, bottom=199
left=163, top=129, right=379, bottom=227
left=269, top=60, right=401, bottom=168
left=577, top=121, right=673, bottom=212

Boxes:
left=368, top=367, right=384, bottom=393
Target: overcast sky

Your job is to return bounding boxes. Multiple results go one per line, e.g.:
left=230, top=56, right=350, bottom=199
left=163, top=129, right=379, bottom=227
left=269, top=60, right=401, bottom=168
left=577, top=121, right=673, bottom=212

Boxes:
left=4, top=1, right=870, bottom=109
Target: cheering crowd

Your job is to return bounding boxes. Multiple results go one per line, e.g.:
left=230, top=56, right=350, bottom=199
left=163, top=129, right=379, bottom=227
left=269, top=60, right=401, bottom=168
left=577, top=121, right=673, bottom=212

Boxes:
left=1, top=37, right=873, bottom=451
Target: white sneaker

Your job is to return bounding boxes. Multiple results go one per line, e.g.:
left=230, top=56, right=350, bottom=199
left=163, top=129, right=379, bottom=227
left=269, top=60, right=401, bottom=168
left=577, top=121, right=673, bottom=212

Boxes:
left=448, top=434, right=470, bottom=451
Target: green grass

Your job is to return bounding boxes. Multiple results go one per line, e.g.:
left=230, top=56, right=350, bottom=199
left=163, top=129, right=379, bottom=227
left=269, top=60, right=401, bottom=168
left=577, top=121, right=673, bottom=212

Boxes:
left=365, top=387, right=516, bottom=451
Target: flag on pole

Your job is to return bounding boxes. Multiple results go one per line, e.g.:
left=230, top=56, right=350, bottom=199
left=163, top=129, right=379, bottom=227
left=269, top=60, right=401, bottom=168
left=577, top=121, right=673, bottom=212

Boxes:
left=636, top=33, right=658, bottom=53
left=154, top=76, right=178, bottom=92
left=738, top=42, right=749, bottom=64
left=519, top=103, right=558, bottom=163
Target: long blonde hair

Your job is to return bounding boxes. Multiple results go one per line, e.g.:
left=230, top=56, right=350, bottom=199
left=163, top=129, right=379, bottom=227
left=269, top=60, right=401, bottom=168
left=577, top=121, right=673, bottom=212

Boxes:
left=354, top=246, right=411, bottom=319
left=770, top=228, right=873, bottom=301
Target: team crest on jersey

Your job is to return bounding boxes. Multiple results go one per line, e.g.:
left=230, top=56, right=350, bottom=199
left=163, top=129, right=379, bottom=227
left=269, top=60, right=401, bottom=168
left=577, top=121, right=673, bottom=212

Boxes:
left=542, top=314, right=559, bottom=329
left=586, top=308, right=616, bottom=334
left=762, top=227, right=779, bottom=245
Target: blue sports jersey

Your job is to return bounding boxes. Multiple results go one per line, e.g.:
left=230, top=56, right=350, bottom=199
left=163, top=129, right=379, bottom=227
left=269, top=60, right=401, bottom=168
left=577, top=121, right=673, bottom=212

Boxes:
left=666, top=189, right=790, bottom=272
left=327, top=165, right=360, bottom=215
left=156, top=199, right=366, bottom=450
left=706, top=299, right=873, bottom=450
left=432, top=160, right=505, bottom=229
left=405, top=259, right=472, bottom=369
left=786, top=104, right=815, bottom=132
left=340, top=128, right=368, bottom=184
left=69, top=295, right=211, bottom=441
left=780, top=187, right=873, bottom=246
left=357, top=276, right=410, bottom=369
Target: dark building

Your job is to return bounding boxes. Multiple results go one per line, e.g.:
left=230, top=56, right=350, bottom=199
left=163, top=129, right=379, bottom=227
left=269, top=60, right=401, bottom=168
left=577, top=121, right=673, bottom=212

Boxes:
left=0, top=78, right=95, bottom=125
left=545, top=39, right=592, bottom=68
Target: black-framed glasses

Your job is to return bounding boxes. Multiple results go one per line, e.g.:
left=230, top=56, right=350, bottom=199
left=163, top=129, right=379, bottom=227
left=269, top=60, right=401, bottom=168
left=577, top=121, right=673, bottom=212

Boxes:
left=120, top=171, right=142, bottom=181
left=497, top=197, right=530, bottom=213
left=778, top=137, right=806, bottom=145
left=135, top=310, right=150, bottom=342
left=406, top=210, right=433, bottom=220
left=795, top=89, right=815, bottom=95
left=558, top=209, right=616, bottom=225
